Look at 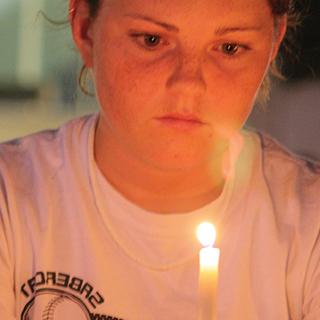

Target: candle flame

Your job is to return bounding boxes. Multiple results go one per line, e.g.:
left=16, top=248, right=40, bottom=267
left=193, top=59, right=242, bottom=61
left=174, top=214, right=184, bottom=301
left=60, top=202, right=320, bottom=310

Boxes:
left=196, top=222, right=216, bottom=247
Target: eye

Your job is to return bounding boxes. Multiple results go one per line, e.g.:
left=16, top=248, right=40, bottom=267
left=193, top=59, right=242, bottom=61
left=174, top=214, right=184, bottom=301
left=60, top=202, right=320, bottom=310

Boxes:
left=215, top=42, right=251, bottom=58
left=143, top=34, right=162, bottom=47
left=221, top=43, right=240, bottom=55
left=129, top=33, right=167, bottom=51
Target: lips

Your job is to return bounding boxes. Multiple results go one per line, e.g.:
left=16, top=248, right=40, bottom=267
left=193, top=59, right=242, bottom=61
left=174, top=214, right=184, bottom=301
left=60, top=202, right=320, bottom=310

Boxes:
left=155, top=113, right=205, bottom=130
left=157, top=113, right=203, bottom=123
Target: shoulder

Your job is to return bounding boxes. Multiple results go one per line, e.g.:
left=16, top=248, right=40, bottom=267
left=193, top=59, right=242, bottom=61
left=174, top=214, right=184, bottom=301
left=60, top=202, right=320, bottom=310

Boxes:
left=247, top=130, right=320, bottom=226
left=0, top=113, right=97, bottom=192
left=257, top=131, right=320, bottom=189
left=0, top=114, right=96, bottom=164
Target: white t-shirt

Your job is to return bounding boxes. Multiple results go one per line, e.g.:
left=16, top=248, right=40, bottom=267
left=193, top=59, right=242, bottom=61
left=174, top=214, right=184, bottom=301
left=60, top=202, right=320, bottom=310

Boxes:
left=0, top=114, right=319, bottom=320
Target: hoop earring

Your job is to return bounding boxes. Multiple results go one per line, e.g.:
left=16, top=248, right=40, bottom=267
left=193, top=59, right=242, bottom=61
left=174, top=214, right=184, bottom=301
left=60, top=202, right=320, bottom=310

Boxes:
left=69, top=7, right=76, bottom=22
left=69, top=0, right=76, bottom=22
left=79, top=65, right=95, bottom=96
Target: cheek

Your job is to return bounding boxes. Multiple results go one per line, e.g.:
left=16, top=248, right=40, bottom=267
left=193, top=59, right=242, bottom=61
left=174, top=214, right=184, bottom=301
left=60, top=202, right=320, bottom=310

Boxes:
left=204, top=56, right=271, bottom=130
left=94, top=53, right=167, bottom=130
left=218, top=50, right=272, bottom=97
left=93, top=61, right=166, bottom=149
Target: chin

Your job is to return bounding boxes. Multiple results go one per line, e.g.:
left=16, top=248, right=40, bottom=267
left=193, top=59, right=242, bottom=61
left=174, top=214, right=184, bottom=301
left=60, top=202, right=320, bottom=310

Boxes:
left=143, top=151, right=210, bottom=172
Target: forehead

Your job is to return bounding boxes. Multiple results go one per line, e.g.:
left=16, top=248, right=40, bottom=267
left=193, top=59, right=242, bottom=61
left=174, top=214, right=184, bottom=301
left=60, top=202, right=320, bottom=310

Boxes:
left=103, top=0, right=272, bottom=16
left=101, top=0, right=273, bottom=30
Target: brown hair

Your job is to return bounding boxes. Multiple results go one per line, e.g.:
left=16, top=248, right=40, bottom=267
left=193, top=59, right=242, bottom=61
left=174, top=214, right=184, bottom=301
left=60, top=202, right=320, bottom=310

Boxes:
left=86, top=0, right=100, bottom=18
left=269, top=0, right=291, bottom=15
left=261, top=0, right=300, bottom=104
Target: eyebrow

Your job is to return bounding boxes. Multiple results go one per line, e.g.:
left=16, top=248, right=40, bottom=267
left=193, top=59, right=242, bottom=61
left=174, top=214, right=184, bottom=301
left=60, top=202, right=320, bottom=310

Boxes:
left=124, top=13, right=262, bottom=35
left=124, top=13, right=179, bottom=32
left=214, top=26, right=263, bottom=35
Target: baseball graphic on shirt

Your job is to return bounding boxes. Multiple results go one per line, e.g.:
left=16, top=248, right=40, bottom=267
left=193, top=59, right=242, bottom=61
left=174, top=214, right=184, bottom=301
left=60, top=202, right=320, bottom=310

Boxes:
left=21, top=291, right=91, bottom=320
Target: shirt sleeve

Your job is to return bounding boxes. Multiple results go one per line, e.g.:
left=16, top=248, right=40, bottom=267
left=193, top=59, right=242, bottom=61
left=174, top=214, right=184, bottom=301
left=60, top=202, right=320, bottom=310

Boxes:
left=0, top=195, right=16, bottom=319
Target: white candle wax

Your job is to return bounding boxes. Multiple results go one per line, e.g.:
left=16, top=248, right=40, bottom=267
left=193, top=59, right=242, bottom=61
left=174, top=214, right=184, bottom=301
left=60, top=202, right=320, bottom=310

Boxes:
left=199, top=246, right=220, bottom=320
left=197, top=222, right=220, bottom=320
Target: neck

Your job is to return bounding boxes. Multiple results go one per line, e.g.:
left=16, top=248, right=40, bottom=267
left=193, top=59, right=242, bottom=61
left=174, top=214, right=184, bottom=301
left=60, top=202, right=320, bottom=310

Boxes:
left=94, top=123, right=228, bottom=214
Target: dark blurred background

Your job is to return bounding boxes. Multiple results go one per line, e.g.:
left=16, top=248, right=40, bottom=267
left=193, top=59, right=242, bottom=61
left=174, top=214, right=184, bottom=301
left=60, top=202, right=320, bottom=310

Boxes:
left=278, top=0, right=320, bottom=80
left=0, top=0, right=319, bottom=159
left=246, top=0, right=320, bottom=161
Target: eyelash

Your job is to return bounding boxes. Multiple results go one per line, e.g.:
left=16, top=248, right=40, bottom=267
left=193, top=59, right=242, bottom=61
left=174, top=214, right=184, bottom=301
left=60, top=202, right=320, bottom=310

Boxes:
left=216, top=43, right=251, bottom=57
left=129, top=32, right=251, bottom=57
left=129, top=33, right=168, bottom=51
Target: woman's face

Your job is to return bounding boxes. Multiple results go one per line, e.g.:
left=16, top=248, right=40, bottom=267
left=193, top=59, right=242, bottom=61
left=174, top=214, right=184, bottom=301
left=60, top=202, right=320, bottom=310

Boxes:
left=76, top=0, right=286, bottom=170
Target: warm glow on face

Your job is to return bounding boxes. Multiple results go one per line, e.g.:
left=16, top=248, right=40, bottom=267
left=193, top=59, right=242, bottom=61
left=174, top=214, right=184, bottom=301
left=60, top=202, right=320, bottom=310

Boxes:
left=197, top=222, right=217, bottom=247
left=83, top=0, right=279, bottom=173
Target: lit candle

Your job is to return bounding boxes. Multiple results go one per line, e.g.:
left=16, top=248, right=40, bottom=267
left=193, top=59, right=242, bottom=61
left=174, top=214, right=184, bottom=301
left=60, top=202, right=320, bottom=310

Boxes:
left=197, top=222, right=220, bottom=320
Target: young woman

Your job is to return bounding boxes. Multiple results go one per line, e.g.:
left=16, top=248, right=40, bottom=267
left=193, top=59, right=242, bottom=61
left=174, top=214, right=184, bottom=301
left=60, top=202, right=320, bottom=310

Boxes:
left=1, top=0, right=319, bottom=319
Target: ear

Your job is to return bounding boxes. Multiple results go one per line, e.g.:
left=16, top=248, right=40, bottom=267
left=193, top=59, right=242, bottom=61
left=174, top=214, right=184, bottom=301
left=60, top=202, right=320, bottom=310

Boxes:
left=271, top=15, right=287, bottom=61
left=70, top=0, right=94, bottom=68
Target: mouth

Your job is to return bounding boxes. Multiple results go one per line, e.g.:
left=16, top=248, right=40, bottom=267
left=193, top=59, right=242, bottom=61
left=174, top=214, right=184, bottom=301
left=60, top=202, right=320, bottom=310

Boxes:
left=155, top=114, right=205, bottom=130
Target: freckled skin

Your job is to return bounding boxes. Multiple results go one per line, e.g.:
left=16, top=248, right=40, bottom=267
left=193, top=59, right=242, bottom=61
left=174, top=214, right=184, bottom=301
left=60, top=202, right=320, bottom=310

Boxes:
left=72, top=0, right=286, bottom=213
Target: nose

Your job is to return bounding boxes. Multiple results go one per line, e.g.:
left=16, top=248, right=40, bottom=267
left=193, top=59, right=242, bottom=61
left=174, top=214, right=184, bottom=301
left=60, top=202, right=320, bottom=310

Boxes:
left=166, top=51, right=207, bottom=98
